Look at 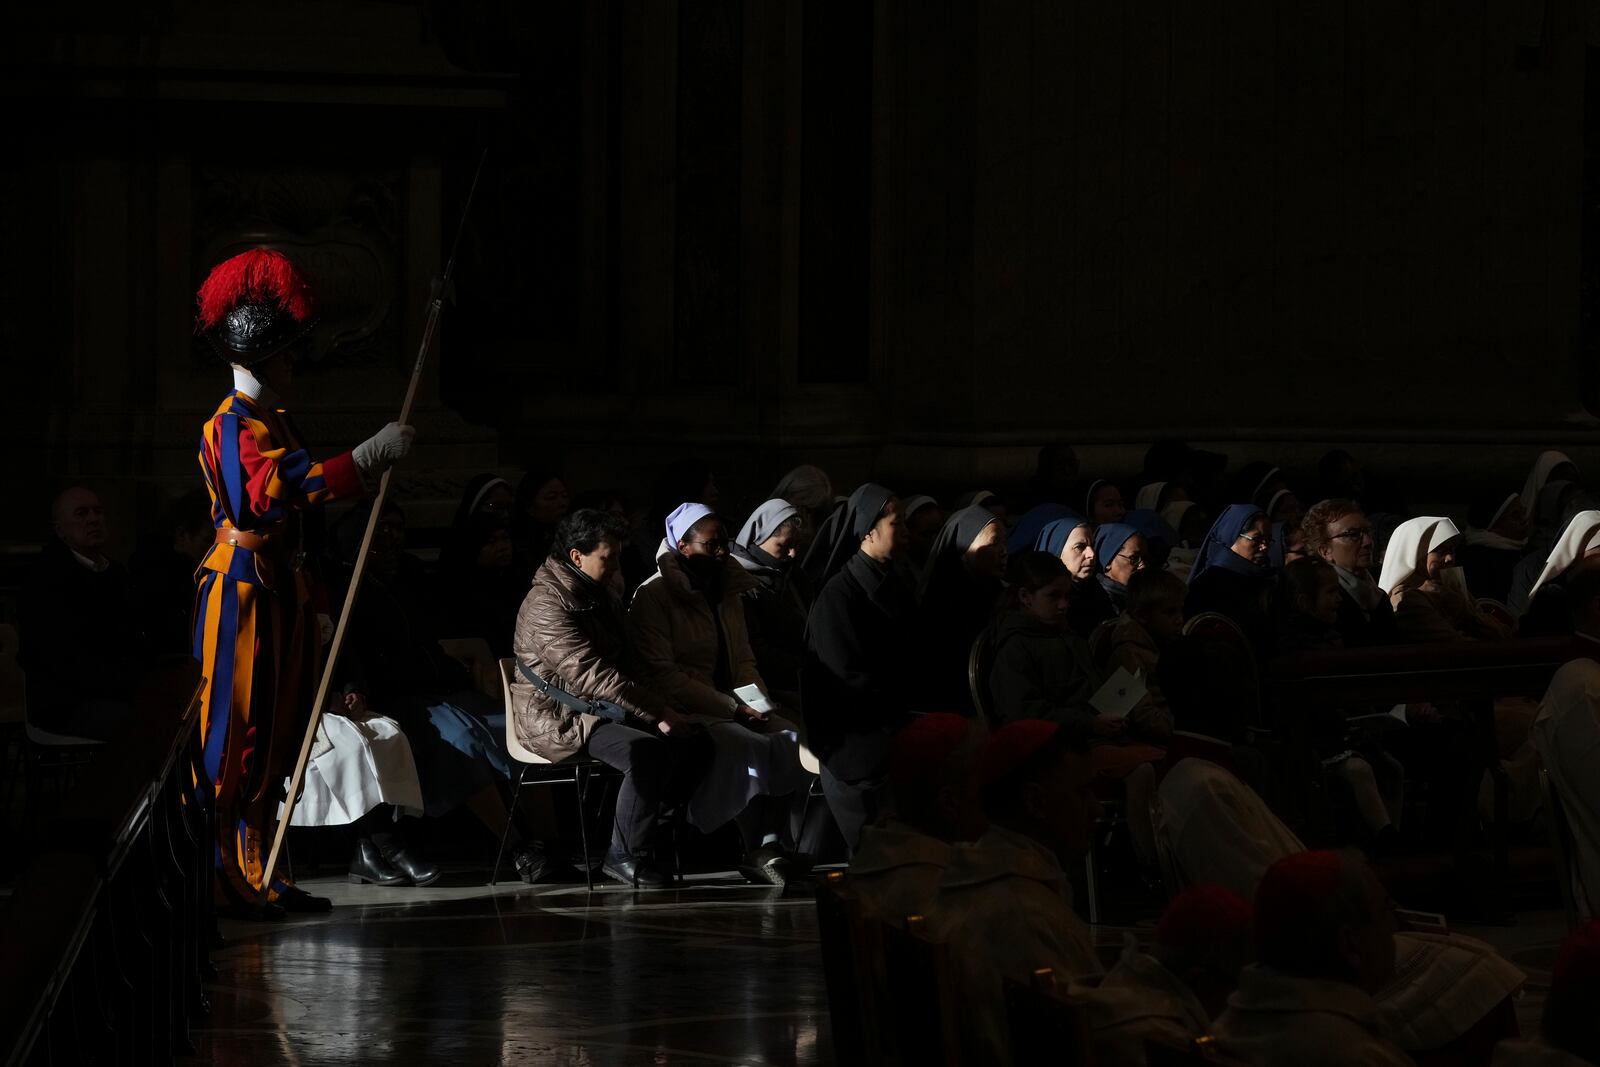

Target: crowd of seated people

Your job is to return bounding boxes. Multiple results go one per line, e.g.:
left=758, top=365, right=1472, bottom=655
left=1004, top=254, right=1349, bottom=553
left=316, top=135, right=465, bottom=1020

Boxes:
left=20, top=441, right=1600, bottom=1061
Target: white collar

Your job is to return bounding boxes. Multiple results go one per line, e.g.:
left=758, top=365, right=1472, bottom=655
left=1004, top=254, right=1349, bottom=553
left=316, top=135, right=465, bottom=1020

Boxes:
left=231, top=366, right=279, bottom=406
left=70, top=547, right=110, bottom=574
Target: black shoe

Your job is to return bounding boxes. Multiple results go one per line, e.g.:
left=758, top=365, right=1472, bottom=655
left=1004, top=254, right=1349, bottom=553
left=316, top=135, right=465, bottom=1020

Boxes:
left=738, top=845, right=793, bottom=887
left=348, top=838, right=407, bottom=887
left=377, top=840, right=442, bottom=888
left=601, top=848, right=673, bottom=889
left=279, top=887, right=334, bottom=912
left=514, top=842, right=560, bottom=885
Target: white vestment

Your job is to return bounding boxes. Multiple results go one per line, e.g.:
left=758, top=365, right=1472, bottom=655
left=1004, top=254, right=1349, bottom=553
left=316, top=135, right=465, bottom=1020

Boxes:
left=280, top=712, right=424, bottom=827
left=1213, top=966, right=1416, bottom=1067
left=1152, top=757, right=1305, bottom=898
left=1533, top=650, right=1600, bottom=920
left=931, top=824, right=1102, bottom=1062
left=847, top=820, right=951, bottom=921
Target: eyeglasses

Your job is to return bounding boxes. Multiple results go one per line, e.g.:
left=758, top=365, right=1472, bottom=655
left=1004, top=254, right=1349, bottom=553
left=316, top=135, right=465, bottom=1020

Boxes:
left=1329, top=526, right=1374, bottom=542
left=1236, top=532, right=1268, bottom=545
left=687, top=538, right=729, bottom=551
left=1117, top=552, right=1148, bottom=569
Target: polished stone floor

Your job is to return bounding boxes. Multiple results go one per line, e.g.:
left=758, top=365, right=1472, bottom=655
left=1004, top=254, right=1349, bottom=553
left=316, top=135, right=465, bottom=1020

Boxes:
left=184, top=861, right=1574, bottom=1066
left=192, top=870, right=836, bottom=1066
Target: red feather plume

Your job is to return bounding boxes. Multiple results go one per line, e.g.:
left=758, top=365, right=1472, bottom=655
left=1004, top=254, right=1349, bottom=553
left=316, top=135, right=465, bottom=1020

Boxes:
left=195, top=249, right=317, bottom=332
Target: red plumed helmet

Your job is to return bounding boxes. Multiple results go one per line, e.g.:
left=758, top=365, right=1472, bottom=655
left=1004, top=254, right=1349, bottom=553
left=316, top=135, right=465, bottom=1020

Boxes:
left=195, top=248, right=319, bottom=365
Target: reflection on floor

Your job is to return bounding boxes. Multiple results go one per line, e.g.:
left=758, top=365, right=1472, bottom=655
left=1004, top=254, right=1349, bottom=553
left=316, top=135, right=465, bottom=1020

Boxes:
left=193, top=869, right=834, bottom=1066
left=187, top=864, right=1574, bottom=1065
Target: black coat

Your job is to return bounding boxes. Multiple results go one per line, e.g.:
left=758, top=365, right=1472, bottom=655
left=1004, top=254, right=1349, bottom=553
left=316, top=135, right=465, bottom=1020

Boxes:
left=1066, top=575, right=1116, bottom=637
left=19, top=540, right=144, bottom=730
left=1184, top=564, right=1273, bottom=653
left=732, top=544, right=811, bottom=700
left=801, top=551, right=918, bottom=772
left=987, top=609, right=1100, bottom=729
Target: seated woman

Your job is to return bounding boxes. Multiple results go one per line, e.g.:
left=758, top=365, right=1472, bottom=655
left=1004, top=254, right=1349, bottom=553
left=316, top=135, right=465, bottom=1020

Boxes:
left=1098, top=568, right=1186, bottom=745
left=1508, top=479, right=1588, bottom=614
left=1518, top=509, right=1600, bottom=638
left=1184, top=504, right=1274, bottom=651
left=1269, top=521, right=1308, bottom=569
left=512, top=469, right=572, bottom=582
left=1264, top=488, right=1305, bottom=531
left=1460, top=492, right=1527, bottom=606
left=899, top=494, right=946, bottom=570
left=1379, top=516, right=1509, bottom=644
left=1134, top=480, right=1187, bottom=513
left=1125, top=509, right=1178, bottom=573
left=514, top=509, right=713, bottom=890
left=1034, top=514, right=1116, bottom=635
left=1007, top=502, right=1075, bottom=557
left=434, top=506, right=523, bottom=659
left=801, top=484, right=918, bottom=853
left=1160, top=500, right=1211, bottom=581
left=1274, top=559, right=1404, bottom=853
left=1085, top=479, right=1128, bottom=526
left=1519, top=449, right=1582, bottom=517
left=628, top=503, right=810, bottom=885
left=329, top=501, right=554, bottom=884
left=1093, top=523, right=1148, bottom=614
left=770, top=463, right=835, bottom=544
left=731, top=499, right=812, bottom=707
left=919, top=504, right=1008, bottom=710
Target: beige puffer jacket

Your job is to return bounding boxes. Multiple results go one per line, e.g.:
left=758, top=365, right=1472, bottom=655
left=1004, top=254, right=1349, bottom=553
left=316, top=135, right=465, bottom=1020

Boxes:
left=511, top=557, right=670, bottom=762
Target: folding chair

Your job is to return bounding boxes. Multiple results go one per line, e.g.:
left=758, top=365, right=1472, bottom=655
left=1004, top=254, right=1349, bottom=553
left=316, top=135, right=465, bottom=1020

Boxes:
left=491, top=658, right=608, bottom=890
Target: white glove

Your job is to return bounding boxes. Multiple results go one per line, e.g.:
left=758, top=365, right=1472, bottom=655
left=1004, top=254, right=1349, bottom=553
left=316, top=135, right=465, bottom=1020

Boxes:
left=353, top=422, right=414, bottom=477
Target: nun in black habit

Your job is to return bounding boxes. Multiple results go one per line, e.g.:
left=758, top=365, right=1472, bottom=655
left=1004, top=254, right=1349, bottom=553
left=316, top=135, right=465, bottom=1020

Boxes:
left=800, top=483, right=919, bottom=853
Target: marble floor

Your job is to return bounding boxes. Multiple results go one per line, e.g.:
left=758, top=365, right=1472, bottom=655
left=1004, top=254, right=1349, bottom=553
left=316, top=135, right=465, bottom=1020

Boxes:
left=191, top=870, right=836, bottom=1066
left=184, top=863, right=1574, bottom=1066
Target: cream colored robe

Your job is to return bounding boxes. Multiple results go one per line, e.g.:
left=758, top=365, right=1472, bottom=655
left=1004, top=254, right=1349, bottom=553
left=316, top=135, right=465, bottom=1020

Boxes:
left=1534, top=651, right=1600, bottom=921
left=931, top=824, right=1102, bottom=1062
left=1083, top=942, right=1210, bottom=1067
left=1213, top=965, right=1416, bottom=1067
left=846, top=820, right=952, bottom=921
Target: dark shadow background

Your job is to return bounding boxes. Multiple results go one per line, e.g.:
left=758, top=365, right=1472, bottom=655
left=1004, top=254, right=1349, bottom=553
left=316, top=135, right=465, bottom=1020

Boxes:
left=5, top=0, right=1600, bottom=554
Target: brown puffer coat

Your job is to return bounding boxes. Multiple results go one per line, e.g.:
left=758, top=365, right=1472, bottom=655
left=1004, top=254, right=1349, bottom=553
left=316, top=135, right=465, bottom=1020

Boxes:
left=627, top=542, right=764, bottom=719
left=511, top=557, right=670, bottom=761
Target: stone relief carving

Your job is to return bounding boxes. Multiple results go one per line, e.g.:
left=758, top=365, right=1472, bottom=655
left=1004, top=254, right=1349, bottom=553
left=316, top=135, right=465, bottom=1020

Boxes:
left=192, top=164, right=404, bottom=371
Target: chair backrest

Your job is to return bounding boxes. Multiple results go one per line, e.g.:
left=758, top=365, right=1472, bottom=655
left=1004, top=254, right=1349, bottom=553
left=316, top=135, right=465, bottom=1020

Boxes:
left=881, top=915, right=962, bottom=1066
left=497, top=657, right=552, bottom=766
left=1004, top=968, right=1091, bottom=1066
left=1539, top=762, right=1583, bottom=930
left=814, top=872, right=881, bottom=1064
left=967, top=627, right=996, bottom=722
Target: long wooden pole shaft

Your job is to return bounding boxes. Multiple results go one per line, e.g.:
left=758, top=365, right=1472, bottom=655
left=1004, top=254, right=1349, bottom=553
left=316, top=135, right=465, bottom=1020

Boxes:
left=258, top=151, right=487, bottom=903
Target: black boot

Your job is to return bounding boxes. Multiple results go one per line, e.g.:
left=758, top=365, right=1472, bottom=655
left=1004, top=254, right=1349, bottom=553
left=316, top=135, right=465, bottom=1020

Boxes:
left=374, top=832, right=442, bottom=888
left=348, top=837, right=407, bottom=886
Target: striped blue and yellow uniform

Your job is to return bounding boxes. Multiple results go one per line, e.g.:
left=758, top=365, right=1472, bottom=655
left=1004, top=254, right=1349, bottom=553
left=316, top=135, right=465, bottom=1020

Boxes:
left=193, top=390, right=363, bottom=903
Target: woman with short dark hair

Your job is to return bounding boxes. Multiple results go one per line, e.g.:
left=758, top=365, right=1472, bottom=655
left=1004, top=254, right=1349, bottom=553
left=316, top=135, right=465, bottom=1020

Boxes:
left=512, top=508, right=712, bottom=889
